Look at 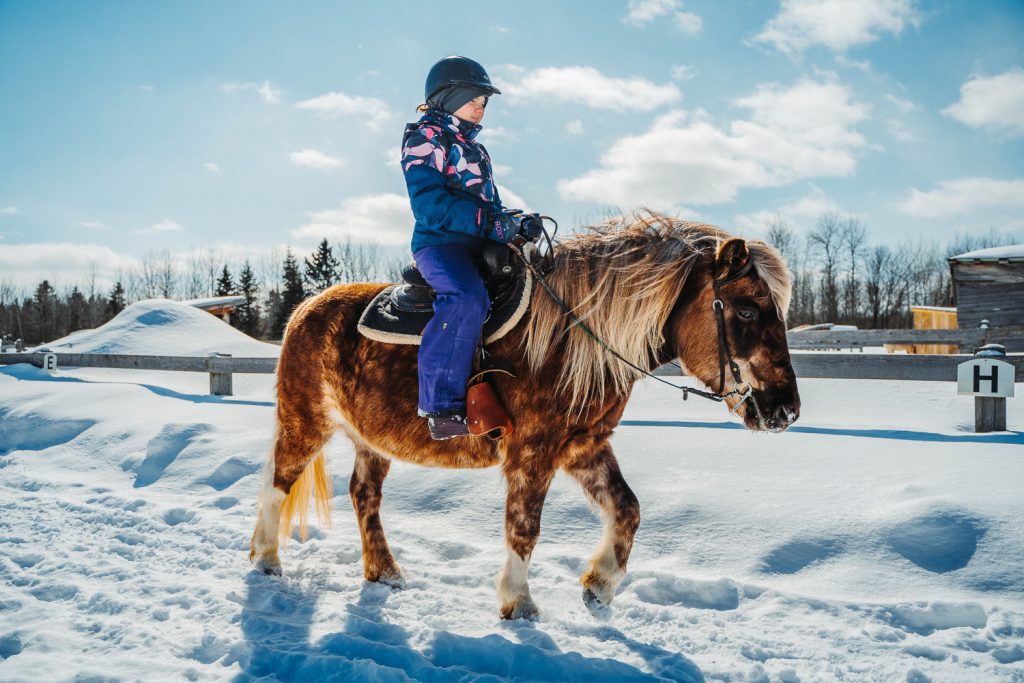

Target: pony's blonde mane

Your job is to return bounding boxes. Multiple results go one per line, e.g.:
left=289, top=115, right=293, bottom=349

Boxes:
left=522, top=211, right=792, bottom=412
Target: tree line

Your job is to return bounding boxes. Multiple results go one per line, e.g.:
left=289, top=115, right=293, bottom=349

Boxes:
left=0, top=239, right=405, bottom=346
left=766, top=213, right=1015, bottom=328
left=0, top=222, right=1016, bottom=347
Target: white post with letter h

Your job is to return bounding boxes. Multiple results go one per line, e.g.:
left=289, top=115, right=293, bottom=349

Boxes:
left=957, top=344, right=1015, bottom=432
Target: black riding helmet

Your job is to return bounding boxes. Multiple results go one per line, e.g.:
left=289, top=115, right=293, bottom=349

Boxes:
left=424, top=56, right=501, bottom=102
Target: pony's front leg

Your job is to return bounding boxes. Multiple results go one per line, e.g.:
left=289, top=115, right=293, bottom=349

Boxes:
left=563, top=444, right=640, bottom=609
left=350, top=447, right=404, bottom=587
left=496, top=461, right=555, bottom=620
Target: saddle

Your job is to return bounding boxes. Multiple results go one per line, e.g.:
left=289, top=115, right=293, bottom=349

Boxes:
left=357, top=242, right=534, bottom=346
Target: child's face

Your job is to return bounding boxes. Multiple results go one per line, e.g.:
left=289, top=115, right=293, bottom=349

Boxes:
left=453, top=95, right=487, bottom=124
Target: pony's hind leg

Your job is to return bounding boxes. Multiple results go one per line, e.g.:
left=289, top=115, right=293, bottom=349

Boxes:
left=350, top=447, right=404, bottom=587
left=563, top=444, right=640, bottom=609
left=496, top=460, right=556, bottom=620
left=250, top=413, right=336, bottom=576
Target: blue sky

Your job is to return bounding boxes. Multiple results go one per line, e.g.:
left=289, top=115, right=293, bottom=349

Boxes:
left=1, top=0, right=1023, bottom=291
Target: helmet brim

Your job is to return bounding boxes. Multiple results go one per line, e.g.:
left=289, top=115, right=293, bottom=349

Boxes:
left=426, top=81, right=501, bottom=102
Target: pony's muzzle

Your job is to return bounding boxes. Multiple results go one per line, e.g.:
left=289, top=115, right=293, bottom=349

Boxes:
left=744, top=388, right=800, bottom=432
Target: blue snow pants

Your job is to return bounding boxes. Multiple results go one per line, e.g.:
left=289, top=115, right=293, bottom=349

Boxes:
left=414, top=244, right=490, bottom=415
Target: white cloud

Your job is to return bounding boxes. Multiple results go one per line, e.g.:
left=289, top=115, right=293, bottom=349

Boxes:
left=81, top=220, right=110, bottom=230
left=942, top=70, right=1024, bottom=136
left=0, top=243, right=140, bottom=291
left=734, top=187, right=844, bottom=234
left=0, top=206, right=17, bottom=215
left=495, top=66, right=681, bottom=112
left=624, top=0, right=676, bottom=24
left=623, top=0, right=702, bottom=33
left=219, top=80, right=281, bottom=104
left=204, top=162, right=221, bottom=174
left=134, top=219, right=183, bottom=235
left=670, top=64, right=697, bottom=81
left=289, top=149, right=344, bottom=170
left=382, top=147, right=402, bottom=167
left=884, top=93, right=915, bottom=112
left=887, top=119, right=916, bottom=142
left=295, top=91, right=395, bottom=129
left=755, top=0, right=919, bottom=55
left=477, top=126, right=519, bottom=146
left=497, top=185, right=532, bottom=213
left=566, top=119, right=585, bottom=135
left=897, top=177, right=1024, bottom=217
left=292, top=193, right=413, bottom=246
left=559, top=78, right=869, bottom=210
left=672, top=11, right=703, bottom=34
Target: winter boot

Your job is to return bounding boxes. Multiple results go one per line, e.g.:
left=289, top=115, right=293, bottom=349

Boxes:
left=426, top=411, right=470, bottom=440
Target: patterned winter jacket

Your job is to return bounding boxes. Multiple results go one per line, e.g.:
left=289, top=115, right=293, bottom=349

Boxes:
left=401, top=109, right=512, bottom=254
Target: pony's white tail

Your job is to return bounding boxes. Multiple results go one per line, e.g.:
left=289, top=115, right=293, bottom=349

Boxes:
left=277, top=449, right=333, bottom=545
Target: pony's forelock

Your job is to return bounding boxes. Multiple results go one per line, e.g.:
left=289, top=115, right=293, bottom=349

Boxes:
left=521, top=211, right=792, bottom=413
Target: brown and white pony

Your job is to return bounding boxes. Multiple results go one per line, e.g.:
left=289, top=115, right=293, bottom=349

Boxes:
left=251, top=212, right=800, bottom=619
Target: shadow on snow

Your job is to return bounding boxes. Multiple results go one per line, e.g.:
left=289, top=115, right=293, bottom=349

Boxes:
left=0, top=364, right=273, bottom=408
left=237, top=572, right=704, bottom=682
left=619, top=419, right=1024, bottom=445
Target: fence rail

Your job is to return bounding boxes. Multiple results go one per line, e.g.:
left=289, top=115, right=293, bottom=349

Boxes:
left=786, top=327, right=1024, bottom=352
left=2, top=348, right=1020, bottom=395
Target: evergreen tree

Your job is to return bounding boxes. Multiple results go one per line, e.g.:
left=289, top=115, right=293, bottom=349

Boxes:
left=304, top=238, right=339, bottom=294
left=263, top=288, right=281, bottom=340
left=215, top=265, right=236, bottom=296
left=236, top=260, right=261, bottom=336
left=30, top=280, right=57, bottom=343
left=67, top=286, right=88, bottom=333
left=273, top=249, right=306, bottom=339
left=106, top=281, right=126, bottom=318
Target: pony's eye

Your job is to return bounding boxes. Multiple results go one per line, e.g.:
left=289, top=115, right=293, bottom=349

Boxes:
left=737, top=307, right=758, bottom=322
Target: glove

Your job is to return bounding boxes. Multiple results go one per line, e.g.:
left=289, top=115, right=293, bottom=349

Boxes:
left=486, top=211, right=517, bottom=244
left=516, top=213, right=544, bottom=241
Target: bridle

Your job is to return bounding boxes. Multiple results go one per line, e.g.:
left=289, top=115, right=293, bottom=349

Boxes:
left=510, top=227, right=765, bottom=426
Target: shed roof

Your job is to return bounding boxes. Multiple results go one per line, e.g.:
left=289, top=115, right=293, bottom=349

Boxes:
left=184, top=295, right=247, bottom=310
left=949, top=244, right=1024, bottom=262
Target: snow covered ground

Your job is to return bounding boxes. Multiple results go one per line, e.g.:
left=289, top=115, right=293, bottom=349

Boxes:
left=1, top=302, right=1022, bottom=682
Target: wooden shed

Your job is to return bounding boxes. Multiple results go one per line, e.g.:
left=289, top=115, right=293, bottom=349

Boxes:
left=184, top=295, right=247, bottom=324
left=949, top=245, right=1024, bottom=352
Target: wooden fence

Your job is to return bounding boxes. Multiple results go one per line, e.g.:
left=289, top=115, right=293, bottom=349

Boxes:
left=0, top=352, right=275, bottom=396
left=785, top=327, right=1024, bottom=353
left=0, top=327, right=1020, bottom=396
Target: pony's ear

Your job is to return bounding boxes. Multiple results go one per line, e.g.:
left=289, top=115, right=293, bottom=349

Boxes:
left=715, top=238, right=750, bottom=281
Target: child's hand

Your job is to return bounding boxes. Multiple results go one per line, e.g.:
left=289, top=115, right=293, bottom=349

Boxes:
left=517, top=214, right=545, bottom=241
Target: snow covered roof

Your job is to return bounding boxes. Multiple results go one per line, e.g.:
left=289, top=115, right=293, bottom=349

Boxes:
left=183, top=295, right=247, bottom=310
left=910, top=305, right=957, bottom=313
left=949, top=244, right=1024, bottom=262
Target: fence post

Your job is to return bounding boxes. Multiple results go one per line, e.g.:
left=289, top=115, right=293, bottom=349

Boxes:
left=974, top=343, right=1007, bottom=432
left=209, top=353, right=233, bottom=396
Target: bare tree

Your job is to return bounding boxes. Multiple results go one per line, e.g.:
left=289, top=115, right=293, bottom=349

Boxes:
left=840, top=218, right=868, bottom=323
left=183, top=249, right=208, bottom=299
left=154, top=249, right=179, bottom=298
left=809, top=213, right=843, bottom=323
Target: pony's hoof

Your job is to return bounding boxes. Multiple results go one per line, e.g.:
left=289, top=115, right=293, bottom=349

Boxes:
left=256, top=559, right=282, bottom=576
left=500, top=596, right=540, bottom=621
left=374, top=567, right=406, bottom=590
left=582, top=587, right=612, bottom=617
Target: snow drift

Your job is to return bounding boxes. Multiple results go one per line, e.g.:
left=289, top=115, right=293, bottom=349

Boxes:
left=41, top=299, right=280, bottom=357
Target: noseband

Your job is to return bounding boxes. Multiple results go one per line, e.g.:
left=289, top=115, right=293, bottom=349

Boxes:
left=512, top=242, right=765, bottom=425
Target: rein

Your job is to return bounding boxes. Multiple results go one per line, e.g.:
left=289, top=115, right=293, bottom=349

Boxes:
left=510, top=229, right=763, bottom=422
